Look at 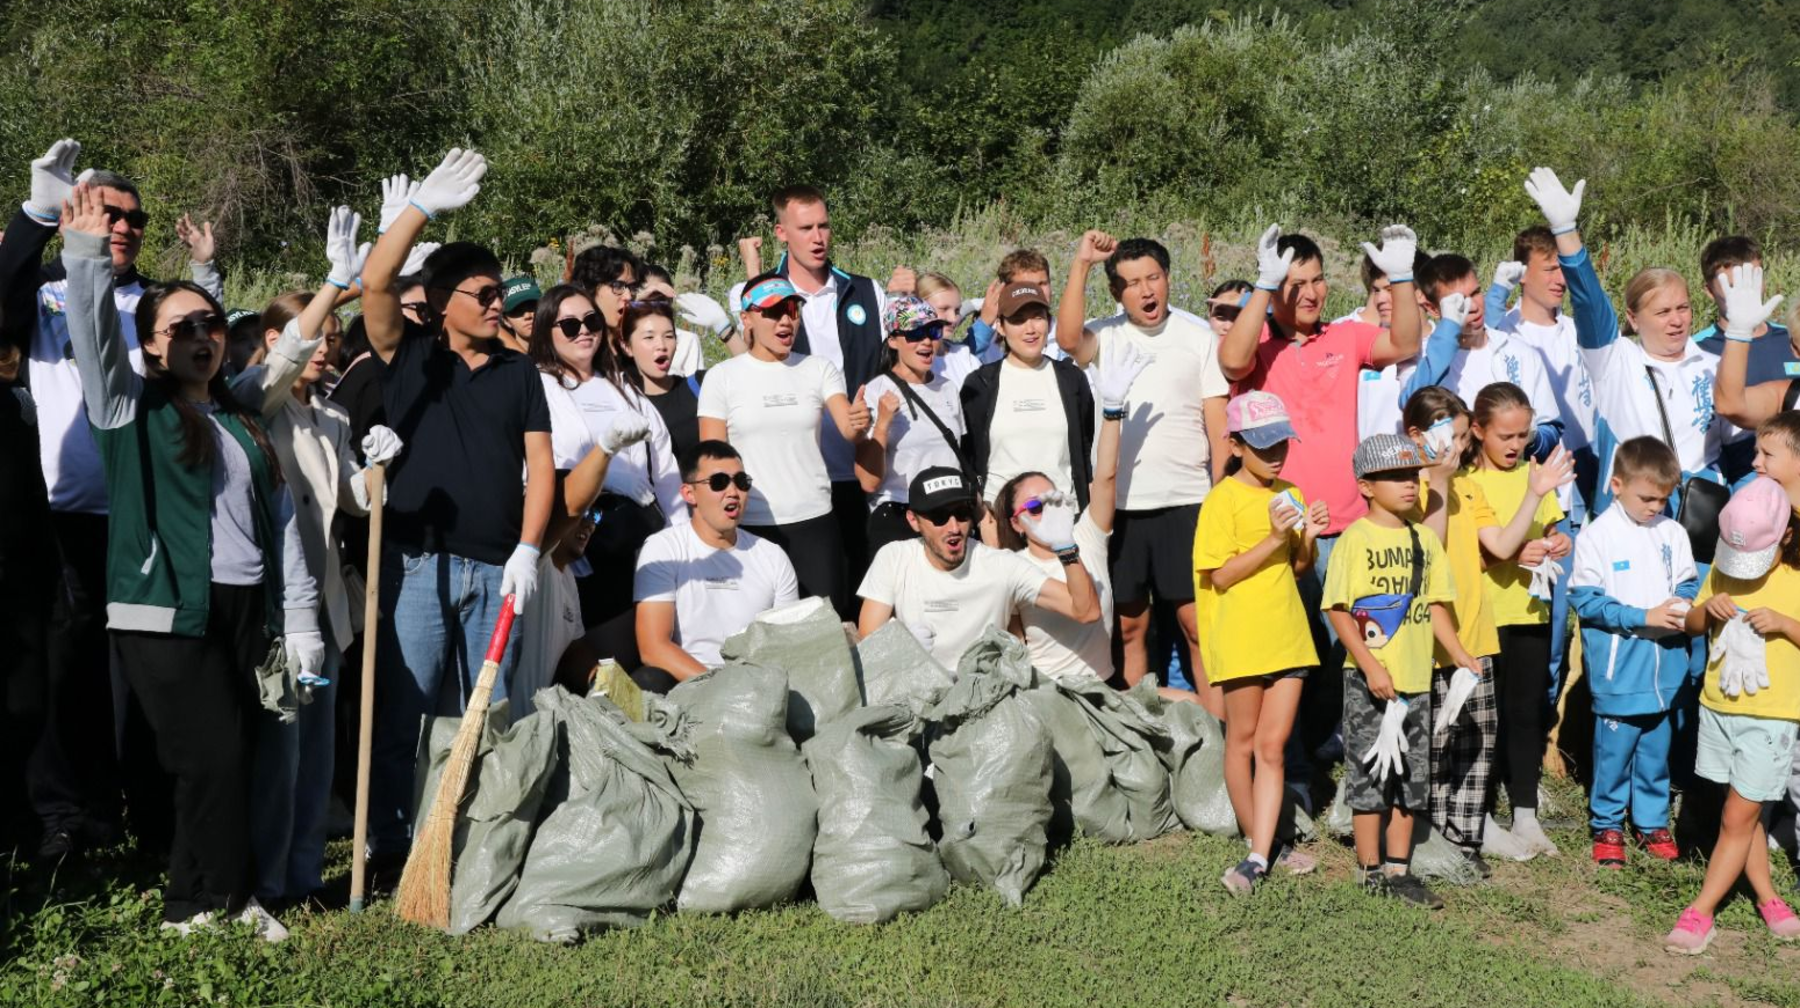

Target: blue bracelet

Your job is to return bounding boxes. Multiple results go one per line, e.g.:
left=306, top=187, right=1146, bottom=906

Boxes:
left=1254, top=281, right=1279, bottom=292
left=1388, top=274, right=1414, bottom=285
left=1103, top=407, right=1127, bottom=421
left=22, top=204, right=58, bottom=225
left=408, top=199, right=436, bottom=221
left=1550, top=223, right=1577, bottom=236
left=326, top=277, right=351, bottom=291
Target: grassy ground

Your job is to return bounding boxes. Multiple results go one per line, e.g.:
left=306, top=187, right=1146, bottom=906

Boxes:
left=4, top=775, right=1797, bottom=1008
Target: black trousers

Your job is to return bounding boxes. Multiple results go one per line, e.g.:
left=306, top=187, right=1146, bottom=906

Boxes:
left=746, top=511, right=848, bottom=618
left=831, top=481, right=871, bottom=620
left=114, top=584, right=266, bottom=922
left=1494, top=624, right=1552, bottom=809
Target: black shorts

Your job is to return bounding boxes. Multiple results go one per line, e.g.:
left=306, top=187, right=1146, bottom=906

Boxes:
left=1108, top=503, right=1201, bottom=606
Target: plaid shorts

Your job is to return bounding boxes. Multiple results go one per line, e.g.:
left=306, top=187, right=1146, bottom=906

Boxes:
left=1342, top=668, right=1431, bottom=813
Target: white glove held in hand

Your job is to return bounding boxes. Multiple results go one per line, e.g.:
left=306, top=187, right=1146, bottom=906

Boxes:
left=599, top=413, right=652, bottom=455
left=1718, top=615, right=1763, bottom=697
left=1363, top=698, right=1411, bottom=784
left=361, top=425, right=403, bottom=465
left=1254, top=224, right=1293, bottom=291
left=378, top=173, right=421, bottom=233
left=1269, top=490, right=1305, bottom=532
left=402, top=242, right=441, bottom=277
left=25, top=138, right=81, bottom=221
left=350, top=468, right=387, bottom=512
left=284, top=629, right=326, bottom=679
left=1361, top=225, right=1418, bottom=282
left=1097, top=340, right=1151, bottom=413
left=906, top=621, right=936, bottom=654
left=960, top=297, right=985, bottom=318
left=675, top=291, right=732, bottom=335
left=1435, top=667, right=1480, bottom=733
left=1438, top=292, right=1471, bottom=328
left=1423, top=416, right=1456, bottom=461
left=1522, top=554, right=1561, bottom=602
left=500, top=544, right=541, bottom=615
left=1020, top=491, right=1079, bottom=552
left=411, top=148, right=488, bottom=218
left=324, top=205, right=364, bottom=288
left=1524, top=167, right=1585, bottom=232
left=1492, top=261, right=1525, bottom=290
left=1717, top=263, right=1785, bottom=342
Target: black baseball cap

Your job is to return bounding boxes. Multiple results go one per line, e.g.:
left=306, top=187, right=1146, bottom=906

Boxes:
left=907, top=466, right=974, bottom=513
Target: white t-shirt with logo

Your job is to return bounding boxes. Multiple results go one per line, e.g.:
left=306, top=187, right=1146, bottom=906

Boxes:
left=697, top=352, right=845, bottom=525
left=1018, top=512, right=1114, bottom=681
left=857, top=539, right=1048, bottom=671
left=568, top=375, right=684, bottom=520
left=633, top=523, right=800, bottom=668
left=1087, top=311, right=1230, bottom=509
left=983, top=357, right=1071, bottom=504
left=863, top=373, right=965, bottom=507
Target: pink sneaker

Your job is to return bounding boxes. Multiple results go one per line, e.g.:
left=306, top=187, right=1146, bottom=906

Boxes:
left=1664, top=907, right=1716, bottom=955
left=1758, top=899, right=1800, bottom=941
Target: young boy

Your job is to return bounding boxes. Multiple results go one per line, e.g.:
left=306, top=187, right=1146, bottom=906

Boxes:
left=1568, top=437, right=1700, bottom=867
left=1324, top=433, right=1476, bottom=908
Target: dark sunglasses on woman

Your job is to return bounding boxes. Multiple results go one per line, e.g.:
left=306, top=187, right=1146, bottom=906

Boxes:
left=893, top=323, right=947, bottom=344
left=155, top=311, right=225, bottom=342
left=553, top=313, right=606, bottom=339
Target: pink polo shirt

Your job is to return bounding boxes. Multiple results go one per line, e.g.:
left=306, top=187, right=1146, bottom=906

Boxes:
left=1236, top=320, right=1382, bottom=535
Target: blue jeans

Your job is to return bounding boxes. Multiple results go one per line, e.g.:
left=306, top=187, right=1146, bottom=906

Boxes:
left=370, top=549, right=520, bottom=857
left=250, top=645, right=340, bottom=900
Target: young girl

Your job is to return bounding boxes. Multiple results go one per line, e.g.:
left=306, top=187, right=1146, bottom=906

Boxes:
left=1667, top=474, right=1800, bottom=952
left=1192, top=391, right=1328, bottom=893
left=1462, top=382, right=1574, bottom=858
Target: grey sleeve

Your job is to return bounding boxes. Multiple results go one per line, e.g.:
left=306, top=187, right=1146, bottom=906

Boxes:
left=60, top=230, right=139, bottom=429
left=274, top=482, right=321, bottom=634
left=189, top=259, right=225, bottom=302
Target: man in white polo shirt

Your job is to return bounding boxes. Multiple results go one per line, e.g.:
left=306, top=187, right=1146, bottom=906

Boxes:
left=632, top=440, right=799, bottom=692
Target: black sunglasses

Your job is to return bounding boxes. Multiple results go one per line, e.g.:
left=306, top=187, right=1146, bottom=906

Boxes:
left=918, top=504, right=975, bottom=526
left=103, top=204, right=149, bottom=230
left=155, top=311, right=224, bottom=341
left=553, top=313, right=606, bottom=339
left=1208, top=305, right=1241, bottom=321
left=434, top=284, right=503, bottom=309
left=604, top=279, right=639, bottom=296
left=892, top=323, right=946, bottom=344
left=686, top=471, right=753, bottom=493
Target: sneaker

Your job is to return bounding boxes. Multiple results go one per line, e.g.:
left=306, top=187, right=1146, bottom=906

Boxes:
left=1758, top=898, right=1800, bottom=940
left=234, top=898, right=290, bottom=944
left=1635, top=827, right=1679, bottom=861
left=158, top=910, right=216, bottom=938
left=1221, top=858, right=1265, bottom=895
left=1482, top=816, right=1537, bottom=862
left=1664, top=907, right=1716, bottom=955
left=1592, top=828, right=1626, bottom=868
left=1272, top=843, right=1317, bottom=876
left=1359, top=871, right=1389, bottom=898
left=1462, top=850, right=1494, bottom=879
left=1382, top=872, right=1445, bottom=909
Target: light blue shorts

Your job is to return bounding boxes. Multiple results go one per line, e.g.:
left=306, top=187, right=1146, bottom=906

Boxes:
left=1695, top=706, right=1800, bottom=803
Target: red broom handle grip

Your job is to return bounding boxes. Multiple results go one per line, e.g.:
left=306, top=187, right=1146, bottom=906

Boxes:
left=484, top=595, right=518, bottom=664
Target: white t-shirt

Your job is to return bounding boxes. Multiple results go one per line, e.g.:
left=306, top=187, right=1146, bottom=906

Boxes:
left=857, top=538, right=1048, bottom=671
left=568, top=375, right=684, bottom=520
left=670, top=327, right=703, bottom=379
left=1357, top=362, right=1414, bottom=442
left=541, top=372, right=599, bottom=469
left=793, top=271, right=888, bottom=483
left=633, top=523, right=800, bottom=668
left=1087, top=311, right=1230, bottom=508
left=697, top=352, right=845, bottom=525
left=1442, top=330, right=1558, bottom=437
left=1494, top=308, right=1595, bottom=452
left=933, top=341, right=984, bottom=392
left=863, top=373, right=964, bottom=507
left=983, top=357, right=1071, bottom=504
left=1018, top=512, right=1113, bottom=681
left=32, top=276, right=148, bottom=513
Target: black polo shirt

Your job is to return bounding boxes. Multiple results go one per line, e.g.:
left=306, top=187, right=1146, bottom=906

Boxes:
left=380, top=321, right=551, bottom=565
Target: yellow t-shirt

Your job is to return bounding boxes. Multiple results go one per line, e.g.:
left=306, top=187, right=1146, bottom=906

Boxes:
left=1412, top=472, right=1501, bottom=664
left=1463, top=464, right=1566, bottom=627
left=1322, top=516, right=1455, bottom=694
left=1699, top=564, right=1800, bottom=722
left=1192, top=476, right=1319, bottom=682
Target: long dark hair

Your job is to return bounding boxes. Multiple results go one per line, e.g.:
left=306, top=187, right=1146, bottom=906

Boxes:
left=529, top=284, right=602, bottom=390
left=136, top=281, right=281, bottom=481
left=615, top=296, right=677, bottom=397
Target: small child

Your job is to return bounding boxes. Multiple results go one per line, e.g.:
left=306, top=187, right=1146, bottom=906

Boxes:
left=1568, top=436, right=1699, bottom=868
left=1193, top=391, right=1329, bottom=894
left=1665, top=476, right=1800, bottom=953
left=1324, top=433, right=1478, bottom=908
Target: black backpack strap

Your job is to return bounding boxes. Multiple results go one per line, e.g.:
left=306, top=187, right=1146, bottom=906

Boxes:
left=1784, top=377, right=1800, bottom=413
left=1405, top=522, right=1424, bottom=599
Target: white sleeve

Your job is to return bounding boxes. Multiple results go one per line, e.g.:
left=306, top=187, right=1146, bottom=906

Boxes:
left=817, top=356, right=847, bottom=401
left=1198, top=330, right=1231, bottom=399
left=768, top=544, right=800, bottom=607
left=697, top=363, right=729, bottom=420
left=671, top=328, right=702, bottom=379
left=633, top=534, right=678, bottom=603
left=1010, top=550, right=1054, bottom=612
left=639, top=400, right=685, bottom=522
left=1569, top=521, right=1606, bottom=590
left=857, top=541, right=899, bottom=605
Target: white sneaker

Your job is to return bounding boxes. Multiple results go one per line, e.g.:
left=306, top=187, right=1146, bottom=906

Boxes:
left=1481, top=815, right=1537, bottom=862
left=159, top=909, right=216, bottom=937
left=234, top=897, right=290, bottom=943
left=1509, top=811, right=1562, bottom=857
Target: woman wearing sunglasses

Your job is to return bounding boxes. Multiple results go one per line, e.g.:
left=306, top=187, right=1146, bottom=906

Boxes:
left=857, top=294, right=968, bottom=557
left=59, top=183, right=321, bottom=941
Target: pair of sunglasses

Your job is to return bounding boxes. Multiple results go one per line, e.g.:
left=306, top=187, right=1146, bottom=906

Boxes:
left=1011, top=497, right=1047, bottom=519
left=553, top=312, right=605, bottom=339
left=919, top=504, right=975, bottom=526
left=156, top=311, right=224, bottom=341
left=104, top=204, right=149, bottom=230
left=434, top=284, right=504, bottom=309
left=892, top=323, right=946, bottom=344
left=686, top=471, right=753, bottom=493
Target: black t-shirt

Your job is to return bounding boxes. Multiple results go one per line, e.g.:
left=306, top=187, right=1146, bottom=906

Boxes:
left=327, top=350, right=389, bottom=445
left=646, top=372, right=704, bottom=463
left=380, top=322, right=551, bottom=565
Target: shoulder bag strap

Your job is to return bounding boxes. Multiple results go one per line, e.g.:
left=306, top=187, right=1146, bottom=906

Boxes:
left=1405, top=522, right=1424, bottom=599
left=1644, top=366, right=1680, bottom=453
left=893, top=375, right=967, bottom=467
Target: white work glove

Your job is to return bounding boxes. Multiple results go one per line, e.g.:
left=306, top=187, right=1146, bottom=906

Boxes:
left=1020, top=491, right=1079, bottom=552
left=1362, top=698, right=1411, bottom=784
left=675, top=291, right=732, bottom=336
left=1423, top=416, right=1456, bottom=461
left=350, top=467, right=387, bottom=512
left=1096, top=340, right=1151, bottom=414
left=906, top=621, right=936, bottom=653
left=402, top=242, right=441, bottom=277
left=1360, top=225, right=1418, bottom=282
left=1492, top=261, right=1525, bottom=290
left=284, top=629, right=326, bottom=680
left=1435, top=667, right=1480, bottom=733
left=361, top=424, right=403, bottom=466
left=409, top=148, right=488, bottom=219
left=24, top=138, right=81, bottom=222
left=1269, top=489, right=1305, bottom=532
left=500, top=544, right=541, bottom=615
left=599, top=413, right=652, bottom=455
left=378, top=173, right=421, bottom=233
left=1253, top=224, right=1293, bottom=291
left=960, top=297, right=984, bottom=319
left=324, top=205, right=364, bottom=289
left=1438, top=291, right=1470, bottom=328
left=1718, top=615, right=1764, bottom=697
left=1522, top=553, right=1561, bottom=602
left=1718, top=263, right=1786, bottom=342
left=1524, top=166, right=1585, bottom=233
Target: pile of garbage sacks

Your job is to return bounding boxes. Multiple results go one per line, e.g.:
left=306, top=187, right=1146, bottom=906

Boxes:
left=412, top=597, right=1321, bottom=942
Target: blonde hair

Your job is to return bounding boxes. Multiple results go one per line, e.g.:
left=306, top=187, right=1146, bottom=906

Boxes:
left=1620, top=268, right=1687, bottom=336
left=915, top=271, right=960, bottom=302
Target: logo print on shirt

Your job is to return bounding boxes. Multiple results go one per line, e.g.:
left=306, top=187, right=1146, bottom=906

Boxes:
left=1013, top=398, right=1048, bottom=412
left=1690, top=373, right=1714, bottom=431
left=846, top=304, right=867, bottom=326
left=1661, top=543, right=1673, bottom=581
left=762, top=393, right=798, bottom=408
left=1612, top=560, right=1630, bottom=571
left=703, top=577, right=741, bottom=591
left=924, top=600, right=958, bottom=613
left=1503, top=352, right=1522, bottom=387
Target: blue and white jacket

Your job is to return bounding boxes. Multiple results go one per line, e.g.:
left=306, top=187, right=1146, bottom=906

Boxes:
left=1568, top=505, right=1700, bottom=716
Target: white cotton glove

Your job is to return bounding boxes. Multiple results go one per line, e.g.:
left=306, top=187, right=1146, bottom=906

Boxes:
left=1524, top=166, right=1585, bottom=233
left=675, top=291, right=732, bottom=336
left=1436, top=667, right=1480, bottom=733
left=1096, top=340, right=1151, bottom=414
left=1269, top=490, right=1305, bottom=532
left=500, top=544, right=541, bottom=615
left=1363, top=698, right=1410, bottom=784
left=906, top=621, right=936, bottom=653
left=1254, top=224, right=1293, bottom=291
left=378, top=173, right=422, bottom=233
left=1020, top=491, right=1079, bottom=552
left=960, top=297, right=984, bottom=319
left=599, top=413, right=652, bottom=455
left=1718, top=263, right=1786, bottom=342
left=410, top=148, right=488, bottom=219
left=1360, top=225, right=1418, bottom=283
left=1423, top=416, right=1456, bottom=461
left=284, top=629, right=326, bottom=680
left=1492, top=261, right=1525, bottom=290
left=1522, top=554, right=1561, bottom=602
left=1719, top=615, right=1764, bottom=697
left=24, top=138, right=81, bottom=222
left=324, top=205, right=364, bottom=289
left=1438, top=291, right=1471, bottom=328
left=350, top=468, right=387, bottom=512
left=402, top=242, right=441, bottom=277
left=361, top=424, right=403, bottom=466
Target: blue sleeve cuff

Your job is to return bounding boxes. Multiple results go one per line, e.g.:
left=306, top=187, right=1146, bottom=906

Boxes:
left=1557, top=246, right=1591, bottom=269
left=970, top=318, right=995, bottom=355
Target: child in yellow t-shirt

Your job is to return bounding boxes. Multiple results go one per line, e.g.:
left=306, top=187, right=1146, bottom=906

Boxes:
left=1463, top=382, right=1575, bottom=859
left=1324, top=433, right=1478, bottom=909
left=1194, top=391, right=1327, bottom=894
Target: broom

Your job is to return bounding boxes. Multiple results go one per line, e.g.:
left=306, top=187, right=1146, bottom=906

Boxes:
left=394, top=593, right=519, bottom=929
left=348, top=462, right=385, bottom=913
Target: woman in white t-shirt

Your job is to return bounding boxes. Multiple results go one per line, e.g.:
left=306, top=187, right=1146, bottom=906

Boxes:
left=859, top=294, right=968, bottom=557
left=697, top=272, right=873, bottom=613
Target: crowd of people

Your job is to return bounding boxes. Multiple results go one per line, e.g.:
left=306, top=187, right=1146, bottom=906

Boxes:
left=3, top=140, right=1799, bottom=955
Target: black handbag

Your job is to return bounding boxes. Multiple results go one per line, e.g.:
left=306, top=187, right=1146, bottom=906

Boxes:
left=1645, top=366, right=1728, bottom=564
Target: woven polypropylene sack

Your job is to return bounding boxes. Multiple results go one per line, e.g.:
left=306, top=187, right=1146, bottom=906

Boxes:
left=718, top=596, right=860, bottom=741
left=666, top=663, right=819, bottom=913
left=803, top=703, right=948, bottom=923
left=1020, top=683, right=1132, bottom=846
left=925, top=629, right=1052, bottom=907
left=495, top=688, right=696, bottom=942
left=1155, top=697, right=1236, bottom=835
left=854, top=619, right=953, bottom=712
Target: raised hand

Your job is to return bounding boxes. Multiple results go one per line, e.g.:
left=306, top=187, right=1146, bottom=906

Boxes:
left=324, top=206, right=364, bottom=289
left=1438, top=291, right=1470, bottom=327
left=886, top=266, right=917, bottom=295
left=1717, top=263, right=1786, bottom=341
left=175, top=213, right=216, bottom=263
left=1077, top=229, right=1116, bottom=265
left=25, top=138, right=81, bottom=221
left=599, top=413, right=652, bottom=455
left=1360, top=224, right=1418, bottom=282
left=1528, top=445, right=1576, bottom=497
left=1254, top=224, right=1292, bottom=291
left=1096, top=340, right=1151, bottom=414
left=402, top=242, right=441, bottom=276
left=410, top=148, right=487, bottom=219
left=60, top=183, right=110, bottom=238
left=1492, top=261, right=1525, bottom=290
left=1524, top=167, right=1585, bottom=232
left=1021, top=490, right=1078, bottom=551
left=378, top=173, right=421, bottom=233
left=676, top=291, right=732, bottom=336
